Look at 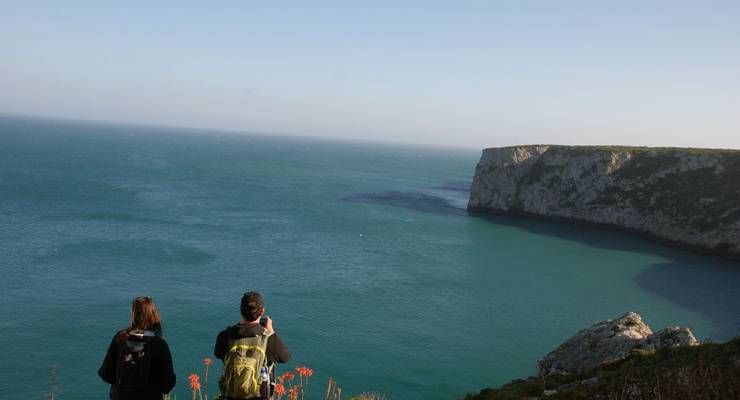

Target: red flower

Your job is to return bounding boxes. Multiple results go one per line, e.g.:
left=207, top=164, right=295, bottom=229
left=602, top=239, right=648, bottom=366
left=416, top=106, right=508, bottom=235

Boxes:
left=280, top=371, right=295, bottom=382
left=203, top=358, right=213, bottom=367
left=296, top=366, right=314, bottom=377
left=288, top=386, right=300, bottom=400
left=188, top=373, right=202, bottom=391
left=274, top=383, right=287, bottom=398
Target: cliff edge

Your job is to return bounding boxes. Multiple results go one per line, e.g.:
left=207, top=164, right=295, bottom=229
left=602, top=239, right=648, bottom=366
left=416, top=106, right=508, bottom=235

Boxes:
left=467, top=145, right=740, bottom=259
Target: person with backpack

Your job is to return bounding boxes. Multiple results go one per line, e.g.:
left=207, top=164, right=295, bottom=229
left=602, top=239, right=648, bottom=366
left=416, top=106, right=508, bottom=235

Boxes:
left=214, top=291, right=291, bottom=400
left=98, top=296, right=176, bottom=400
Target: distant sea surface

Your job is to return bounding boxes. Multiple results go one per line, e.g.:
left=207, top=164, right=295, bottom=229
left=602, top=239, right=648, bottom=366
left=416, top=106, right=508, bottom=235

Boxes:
left=1, top=115, right=739, bottom=400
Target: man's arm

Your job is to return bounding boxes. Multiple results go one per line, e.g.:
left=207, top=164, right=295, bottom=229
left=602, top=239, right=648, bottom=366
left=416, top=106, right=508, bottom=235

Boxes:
left=214, top=329, right=228, bottom=360
left=267, top=334, right=291, bottom=364
left=263, top=317, right=290, bottom=363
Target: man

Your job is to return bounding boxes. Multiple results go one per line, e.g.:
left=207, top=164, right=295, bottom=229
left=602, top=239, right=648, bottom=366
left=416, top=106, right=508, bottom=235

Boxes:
left=215, top=291, right=291, bottom=400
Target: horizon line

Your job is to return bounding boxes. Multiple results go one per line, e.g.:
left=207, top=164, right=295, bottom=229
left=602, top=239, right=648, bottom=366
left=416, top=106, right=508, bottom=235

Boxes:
left=0, top=111, right=484, bottom=152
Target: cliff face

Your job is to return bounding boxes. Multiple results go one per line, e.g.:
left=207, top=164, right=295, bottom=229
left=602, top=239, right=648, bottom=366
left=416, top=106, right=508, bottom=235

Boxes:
left=467, top=145, right=740, bottom=259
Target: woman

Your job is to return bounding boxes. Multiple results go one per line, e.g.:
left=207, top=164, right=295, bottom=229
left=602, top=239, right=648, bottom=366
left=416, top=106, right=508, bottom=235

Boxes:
left=99, top=296, right=176, bottom=400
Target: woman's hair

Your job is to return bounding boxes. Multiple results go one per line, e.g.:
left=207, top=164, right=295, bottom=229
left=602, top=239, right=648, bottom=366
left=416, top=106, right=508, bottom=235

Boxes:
left=118, top=296, right=162, bottom=342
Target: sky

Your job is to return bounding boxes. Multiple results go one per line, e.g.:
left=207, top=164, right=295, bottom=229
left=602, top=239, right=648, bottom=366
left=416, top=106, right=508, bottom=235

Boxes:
left=1, top=0, right=739, bottom=148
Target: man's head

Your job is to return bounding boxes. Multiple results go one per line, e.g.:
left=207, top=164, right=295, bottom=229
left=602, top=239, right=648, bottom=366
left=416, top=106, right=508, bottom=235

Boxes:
left=240, top=291, right=265, bottom=322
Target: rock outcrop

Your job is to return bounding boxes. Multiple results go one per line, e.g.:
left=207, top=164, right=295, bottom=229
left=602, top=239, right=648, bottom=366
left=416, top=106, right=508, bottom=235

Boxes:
left=467, top=145, right=740, bottom=259
left=465, top=336, right=740, bottom=400
left=537, top=311, right=698, bottom=376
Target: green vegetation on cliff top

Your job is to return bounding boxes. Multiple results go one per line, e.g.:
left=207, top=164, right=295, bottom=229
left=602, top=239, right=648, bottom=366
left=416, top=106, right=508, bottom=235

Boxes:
left=485, top=145, right=740, bottom=155
left=463, top=337, right=740, bottom=400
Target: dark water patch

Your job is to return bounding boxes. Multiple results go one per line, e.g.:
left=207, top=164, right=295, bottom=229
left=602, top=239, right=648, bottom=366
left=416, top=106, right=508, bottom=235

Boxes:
left=634, top=260, right=740, bottom=340
left=431, top=180, right=472, bottom=192
left=33, top=239, right=216, bottom=266
left=470, top=212, right=738, bottom=267
left=469, top=212, right=740, bottom=338
left=342, top=190, right=466, bottom=215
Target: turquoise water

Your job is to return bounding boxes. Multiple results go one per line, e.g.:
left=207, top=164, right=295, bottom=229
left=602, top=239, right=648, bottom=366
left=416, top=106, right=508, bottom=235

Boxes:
left=1, top=115, right=739, bottom=399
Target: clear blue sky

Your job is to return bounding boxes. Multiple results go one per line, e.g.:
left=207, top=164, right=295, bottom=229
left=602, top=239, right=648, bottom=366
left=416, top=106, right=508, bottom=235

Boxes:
left=1, top=1, right=739, bottom=148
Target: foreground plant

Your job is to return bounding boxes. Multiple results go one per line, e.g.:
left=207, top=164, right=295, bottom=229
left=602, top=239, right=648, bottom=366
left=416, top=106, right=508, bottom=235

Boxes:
left=188, top=373, right=203, bottom=400
left=272, top=365, right=320, bottom=400
left=324, top=377, right=342, bottom=400
left=203, top=358, right=213, bottom=400
left=296, top=366, right=314, bottom=400
left=185, top=360, right=379, bottom=400
left=347, top=393, right=385, bottom=400
left=43, top=365, right=60, bottom=400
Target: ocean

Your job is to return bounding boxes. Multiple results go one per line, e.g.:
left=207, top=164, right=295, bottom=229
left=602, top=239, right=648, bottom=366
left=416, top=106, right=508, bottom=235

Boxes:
left=1, top=115, right=739, bottom=399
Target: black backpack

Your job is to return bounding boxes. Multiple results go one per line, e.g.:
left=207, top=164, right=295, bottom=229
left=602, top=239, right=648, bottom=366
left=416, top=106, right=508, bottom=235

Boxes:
left=116, top=333, right=154, bottom=390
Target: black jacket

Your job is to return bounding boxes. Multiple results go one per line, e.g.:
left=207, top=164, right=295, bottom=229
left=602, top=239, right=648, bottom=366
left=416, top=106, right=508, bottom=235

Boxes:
left=99, top=330, right=176, bottom=400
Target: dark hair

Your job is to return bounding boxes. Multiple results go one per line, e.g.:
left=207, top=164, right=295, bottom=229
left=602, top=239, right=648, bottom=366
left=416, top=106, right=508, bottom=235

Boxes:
left=118, top=296, right=162, bottom=342
left=240, top=291, right=264, bottom=321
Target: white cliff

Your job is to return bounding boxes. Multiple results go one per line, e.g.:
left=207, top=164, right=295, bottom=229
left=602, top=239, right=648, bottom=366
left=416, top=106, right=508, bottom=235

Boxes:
left=468, top=145, right=740, bottom=259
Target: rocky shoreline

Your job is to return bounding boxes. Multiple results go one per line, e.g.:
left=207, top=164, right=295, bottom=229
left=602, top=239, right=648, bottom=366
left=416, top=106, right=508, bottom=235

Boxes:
left=467, top=145, right=740, bottom=260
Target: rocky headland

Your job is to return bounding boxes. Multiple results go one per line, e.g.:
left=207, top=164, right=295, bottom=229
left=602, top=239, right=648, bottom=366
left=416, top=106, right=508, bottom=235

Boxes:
left=467, top=145, right=740, bottom=259
left=536, top=312, right=698, bottom=377
left=464, top=312, right=740, bottom=400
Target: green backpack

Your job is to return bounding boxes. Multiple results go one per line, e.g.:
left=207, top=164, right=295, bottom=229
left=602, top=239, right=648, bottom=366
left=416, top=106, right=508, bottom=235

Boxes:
left=219, top=331, right=273, bottom=399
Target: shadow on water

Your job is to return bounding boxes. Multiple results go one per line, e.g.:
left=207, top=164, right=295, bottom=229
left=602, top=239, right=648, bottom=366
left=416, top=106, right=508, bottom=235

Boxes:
left=430, top=181, right=472, bottom=192
left=343, top=183, right=740, bottom=339
left=633, top=260, right=740, bottom=340
left=341, top=180, right=471, bottom=215
left=470, top=212, right=740, bottom=339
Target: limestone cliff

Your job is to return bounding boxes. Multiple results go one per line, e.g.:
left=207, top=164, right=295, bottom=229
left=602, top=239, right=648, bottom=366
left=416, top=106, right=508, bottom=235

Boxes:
left=467, top=145, right=740, bottom=259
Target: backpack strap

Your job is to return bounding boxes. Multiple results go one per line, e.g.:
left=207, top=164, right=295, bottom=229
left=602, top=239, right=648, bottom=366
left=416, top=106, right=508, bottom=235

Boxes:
left=258, top=331, right=273, bottom=368
left=260, top=331, right=274, bottom=399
